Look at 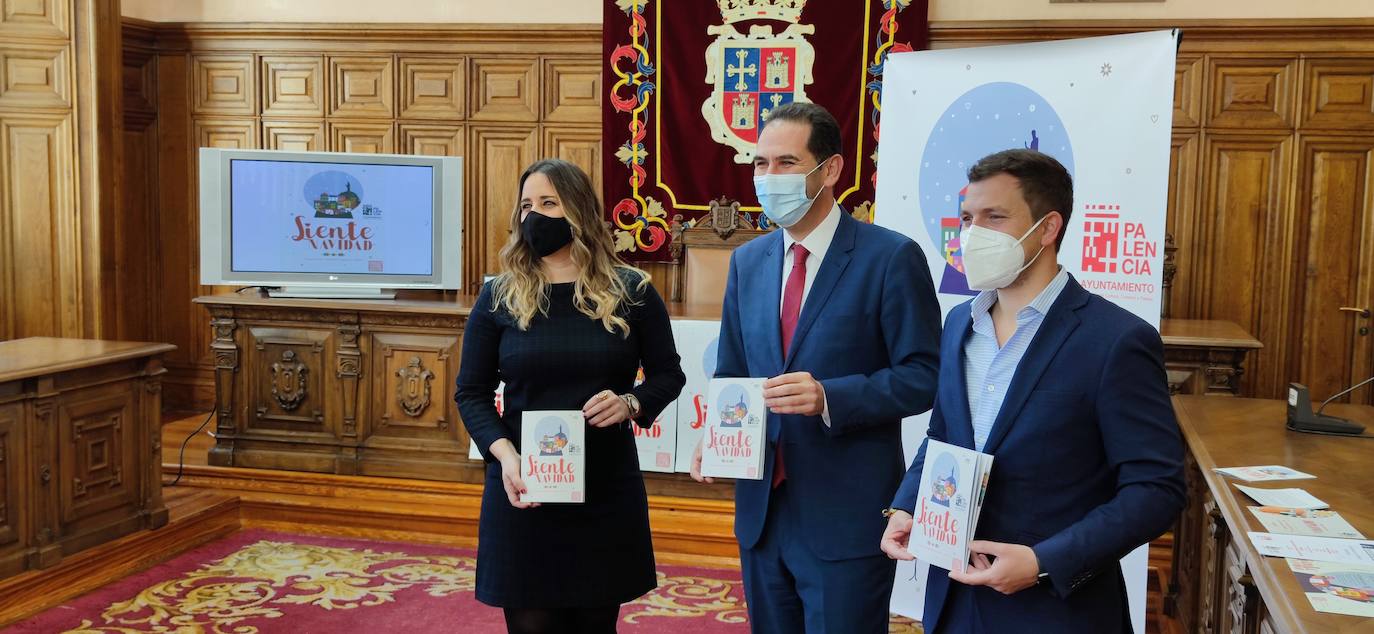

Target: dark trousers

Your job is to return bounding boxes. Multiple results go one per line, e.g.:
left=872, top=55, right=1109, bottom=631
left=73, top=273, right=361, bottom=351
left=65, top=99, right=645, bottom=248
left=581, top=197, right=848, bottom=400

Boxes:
left=739, top=482, right=896, bottom=633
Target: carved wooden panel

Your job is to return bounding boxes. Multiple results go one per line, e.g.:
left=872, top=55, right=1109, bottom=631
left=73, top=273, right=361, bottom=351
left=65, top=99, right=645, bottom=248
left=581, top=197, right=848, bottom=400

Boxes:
left=244, top=326, right=335, bottom=437
left=399, top=123, right=463, bottom=157
left=469, top=56, right=537, bottom=122
left=1206, top=57, right=1295, bottom=130
left=121, top=52, right=156, bottom=116
left=1, top=114, right=75, bottom=339
left=329, top=55, right=393, bottom=118
left=1302, top=59, right=1374, bottom=130
left=194, top=118, right=256, bottom=149
left=328, top=120, right=395, bottom=154
left=1166, top=132, right=1200, bottom=318
left=191, top=54, right=253, bottom=115
left=467, top=125, right=536, bottom=288
left=116, top=122, right=159, bottom=342
left=57, top=386, right=136, bottom=524
left=1174, top=55, right=1203, bottom=128
left=0, top=44, right=70, bottom=108
left=0, top=403, right=20, bottom=550
left=262, top=120, right=324, bottom=151
left=261, top=55, right=324, bottom=117
left=367, top=332, right=461, bottom=445
left=542, top=125, right=602, bottom=194
left=0, top=0, right=68, bottom=39
left=1197, top=134, right=1294, bottom=398
left=1295, top=137, right=1374, bottom=406
left=542, top=58, right=600, bottom=123
left=398, top=56, right=464, bottom=120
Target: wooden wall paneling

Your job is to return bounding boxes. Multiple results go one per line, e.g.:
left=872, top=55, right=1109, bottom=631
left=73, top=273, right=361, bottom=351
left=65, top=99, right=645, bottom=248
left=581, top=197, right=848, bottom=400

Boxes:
left=191, top=54, right=254, bottom=116
left=0, top=44, right=71, bottom=109
left=399, top=123, right=463, bottom=157
left=1, top=114, right=77, bottom=338
left=1206, top=56, right=1297, bottom=130
left=328, top=120, right=395, bottom=154
left=1197, top=133, right=1296, bottom=398
left=1294, top=136, right=1374, bottom=405
left=1300, top=58, right=1374, bottom=131
left=1173, top=55, right=1203, bottom=128
left=469, top=56, right=537, bottom=122
left=466, top=125, right=536, bottom=288
left=154, top=51, right=207, bottom=405
left=398, top=56, right=464, bottom=120
left=260, top=55, right=323, bottom=118
left=328, top=55, right=393, bottom=119
left=542, top=58, right=600, bottom=123
left=263, top=119, right=324, bottom=151
left=542, top=125, right=602, bottom=195
left=0, top=0, right=68, bottom=39
left=118, top=119, right=159, bottom=342
left=194, top=118, right=256, bottom=149
left=1165, top=132, right=1201, bottom=319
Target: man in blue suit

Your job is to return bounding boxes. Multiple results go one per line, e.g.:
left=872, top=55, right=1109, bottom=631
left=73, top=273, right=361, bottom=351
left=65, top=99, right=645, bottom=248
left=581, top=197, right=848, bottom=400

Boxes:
left=690, top=102, right=942, bottom=633
left=880, top=149, right=1186, bottom=633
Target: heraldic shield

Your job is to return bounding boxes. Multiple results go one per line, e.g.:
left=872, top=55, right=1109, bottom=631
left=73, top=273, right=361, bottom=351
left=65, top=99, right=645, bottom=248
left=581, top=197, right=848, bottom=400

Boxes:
left=702, top=0, right=816, bottom=164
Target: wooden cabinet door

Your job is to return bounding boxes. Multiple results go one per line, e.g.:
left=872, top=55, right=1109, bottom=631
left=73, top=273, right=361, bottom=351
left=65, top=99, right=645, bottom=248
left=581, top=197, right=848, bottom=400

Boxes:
left=0, top=402, right=25, bottom=576
left=56, top=385, right=138, bottom=527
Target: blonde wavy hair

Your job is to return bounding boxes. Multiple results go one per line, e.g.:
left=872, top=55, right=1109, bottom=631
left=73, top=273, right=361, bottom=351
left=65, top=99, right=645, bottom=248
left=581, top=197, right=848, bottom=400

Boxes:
left=491, top=159, right=649, bottom=336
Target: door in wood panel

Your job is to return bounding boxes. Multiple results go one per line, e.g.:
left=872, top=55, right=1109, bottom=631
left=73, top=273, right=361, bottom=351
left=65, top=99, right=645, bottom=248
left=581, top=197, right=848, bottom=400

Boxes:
left=399, top=123, right=463, bottom=157
left=0, top=402, right=23, bottom=557
left=0, top=43, right=70, bottom=108
left=191, top=54, right=254, bottom=115
left=469, top=57, right=537, bottom=122
left=328, top=121, right=394, bottom=154
left=542, top=59, right=600, bottom=123
left=0, top=0, right=68, bottom=38
left=1206, top=57, right=1296, bottom=130
left=1165, top=132, right=1200, bottom=319
left=1294, top=137, right=1374, bottom=405
left=467, top=125, right=535, bottom=287
left=399, top=56, right=464, bottom=120
left=542, top=125, right=601, bottom=194
left=194, top=118, right=256, bottom=149
left=1, top=114, right=76, bottom=339
left=263, top=120, right=324, bottom=151
left=1301, top=59, right=1374, bottom=130
left=1197, top=133, right=1294, bottom=398
left=329, top=55, right=393, bottom=118
left=261, top=56, right=324, bottom=117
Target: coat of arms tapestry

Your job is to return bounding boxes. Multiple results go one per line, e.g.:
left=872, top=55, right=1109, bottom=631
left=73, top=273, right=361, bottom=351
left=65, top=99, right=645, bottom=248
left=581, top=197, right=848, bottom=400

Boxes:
left=602, top=0, right=930, bottom=261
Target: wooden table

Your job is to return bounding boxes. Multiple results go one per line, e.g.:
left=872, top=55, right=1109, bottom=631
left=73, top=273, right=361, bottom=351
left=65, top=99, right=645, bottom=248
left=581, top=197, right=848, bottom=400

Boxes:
left=0, top=337, right=174, bottom=580
left=1170, top=395, right=1374, bottom=634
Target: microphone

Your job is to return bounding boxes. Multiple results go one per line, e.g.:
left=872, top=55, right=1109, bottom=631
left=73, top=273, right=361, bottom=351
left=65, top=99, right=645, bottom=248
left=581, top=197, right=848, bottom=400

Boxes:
left=1287, top=382, right=1367, bottom=435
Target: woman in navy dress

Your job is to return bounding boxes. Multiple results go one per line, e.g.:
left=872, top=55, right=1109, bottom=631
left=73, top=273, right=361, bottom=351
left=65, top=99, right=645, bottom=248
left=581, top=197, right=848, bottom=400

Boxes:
left=455, top=159, right=685, bottom=633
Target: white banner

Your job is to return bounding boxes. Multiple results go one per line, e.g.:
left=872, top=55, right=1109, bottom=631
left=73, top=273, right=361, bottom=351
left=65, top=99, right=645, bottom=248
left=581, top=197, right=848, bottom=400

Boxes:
left=874, top=30, right=1178, bottom=633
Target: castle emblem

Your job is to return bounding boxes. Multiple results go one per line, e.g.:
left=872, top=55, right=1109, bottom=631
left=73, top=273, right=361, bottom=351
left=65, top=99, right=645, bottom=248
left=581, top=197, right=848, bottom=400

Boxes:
left=701, top=0, right=816, bottom=164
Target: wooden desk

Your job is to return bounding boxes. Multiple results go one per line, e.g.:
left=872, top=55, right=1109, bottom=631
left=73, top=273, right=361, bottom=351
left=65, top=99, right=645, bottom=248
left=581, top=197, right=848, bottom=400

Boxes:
left=1160, top=319, right=1262, bottom=396
left=0, top=337, right=174, bottom=580
left=1170, top=396, right=1374, bottom=634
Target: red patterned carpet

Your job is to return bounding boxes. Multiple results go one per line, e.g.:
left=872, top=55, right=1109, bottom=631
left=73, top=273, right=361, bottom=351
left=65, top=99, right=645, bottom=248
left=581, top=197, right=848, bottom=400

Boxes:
left=5, top=530, right=921, bottom=633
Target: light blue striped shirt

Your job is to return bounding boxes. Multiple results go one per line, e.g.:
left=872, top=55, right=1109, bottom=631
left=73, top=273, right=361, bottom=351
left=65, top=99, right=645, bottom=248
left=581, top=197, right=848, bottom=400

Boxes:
left=965, top=268, right=1070, bottom=451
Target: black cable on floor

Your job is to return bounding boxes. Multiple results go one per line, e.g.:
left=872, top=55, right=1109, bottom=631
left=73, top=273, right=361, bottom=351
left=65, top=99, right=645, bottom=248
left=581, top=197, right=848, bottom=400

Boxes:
left=165, top=410, right=215, bottom=487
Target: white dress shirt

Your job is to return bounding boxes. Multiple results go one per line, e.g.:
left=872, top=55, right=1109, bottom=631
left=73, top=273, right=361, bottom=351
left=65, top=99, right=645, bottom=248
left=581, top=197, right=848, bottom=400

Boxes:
left=779, top=202, right=842, bottom=425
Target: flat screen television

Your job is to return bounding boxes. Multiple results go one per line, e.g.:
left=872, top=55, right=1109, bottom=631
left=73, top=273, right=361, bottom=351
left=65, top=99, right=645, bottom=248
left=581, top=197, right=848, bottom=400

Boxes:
left=199, top=148, right=463, bottom=298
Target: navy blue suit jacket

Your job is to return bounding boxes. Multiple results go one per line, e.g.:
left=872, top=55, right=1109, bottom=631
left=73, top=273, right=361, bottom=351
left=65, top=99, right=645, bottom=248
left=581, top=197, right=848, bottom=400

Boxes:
left=893, top=275, right=1185, bottom=633
left=716, top=211, right=942, bottom=561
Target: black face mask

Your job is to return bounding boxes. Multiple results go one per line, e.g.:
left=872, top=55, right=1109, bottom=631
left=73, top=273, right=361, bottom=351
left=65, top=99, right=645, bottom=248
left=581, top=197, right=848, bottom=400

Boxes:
left=521, top=210, right=574, bottom=258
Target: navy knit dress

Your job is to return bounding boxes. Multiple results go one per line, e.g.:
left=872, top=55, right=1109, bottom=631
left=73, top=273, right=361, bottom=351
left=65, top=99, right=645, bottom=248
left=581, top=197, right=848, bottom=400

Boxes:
left=455, top=273, right=685, bottom=608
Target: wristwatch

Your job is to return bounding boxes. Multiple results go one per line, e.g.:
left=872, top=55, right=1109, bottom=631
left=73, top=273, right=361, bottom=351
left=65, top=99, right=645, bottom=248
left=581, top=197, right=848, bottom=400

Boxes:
left=620, top=393, right=642, bottom=419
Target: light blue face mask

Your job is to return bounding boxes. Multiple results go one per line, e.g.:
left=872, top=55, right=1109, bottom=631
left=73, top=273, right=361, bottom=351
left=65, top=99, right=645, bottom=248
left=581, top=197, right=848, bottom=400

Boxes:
left=753, top=157, right=831, bottom=228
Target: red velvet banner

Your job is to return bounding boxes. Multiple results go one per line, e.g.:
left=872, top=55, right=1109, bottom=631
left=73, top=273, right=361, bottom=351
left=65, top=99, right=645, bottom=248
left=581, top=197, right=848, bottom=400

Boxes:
left=602, top=0, right=929, bottom=262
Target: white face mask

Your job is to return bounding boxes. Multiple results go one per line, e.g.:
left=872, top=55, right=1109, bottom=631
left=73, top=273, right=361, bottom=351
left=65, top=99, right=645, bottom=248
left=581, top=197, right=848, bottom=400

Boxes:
left=959, top=215, right=1049, bottom=291
left=753, top=158, right=830, bottom=228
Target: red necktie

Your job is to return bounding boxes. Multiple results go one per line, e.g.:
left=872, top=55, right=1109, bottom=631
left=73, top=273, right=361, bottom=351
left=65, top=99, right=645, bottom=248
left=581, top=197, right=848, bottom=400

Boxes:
left=774, top=243, right=809, bottom=488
